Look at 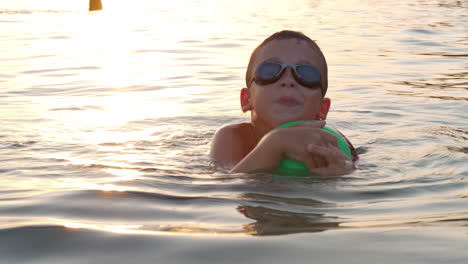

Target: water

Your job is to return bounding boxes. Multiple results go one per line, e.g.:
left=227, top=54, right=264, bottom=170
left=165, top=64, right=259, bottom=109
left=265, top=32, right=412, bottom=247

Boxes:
left=0, top=0, right=467, bottom=263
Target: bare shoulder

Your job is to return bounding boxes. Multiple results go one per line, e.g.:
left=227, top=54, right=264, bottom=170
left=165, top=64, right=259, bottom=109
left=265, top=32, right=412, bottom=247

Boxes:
left=210, top=122, right=255, bottom=167
left=213, top=123, right=252, bottom=139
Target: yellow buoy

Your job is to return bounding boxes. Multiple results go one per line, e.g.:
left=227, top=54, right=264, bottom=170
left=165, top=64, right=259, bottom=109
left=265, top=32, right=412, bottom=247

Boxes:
left=89, top=0, right=103, bottom=11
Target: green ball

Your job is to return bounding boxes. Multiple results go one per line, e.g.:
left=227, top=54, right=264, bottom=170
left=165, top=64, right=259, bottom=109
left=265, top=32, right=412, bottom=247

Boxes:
left=272, top=120, right=352, bottom=176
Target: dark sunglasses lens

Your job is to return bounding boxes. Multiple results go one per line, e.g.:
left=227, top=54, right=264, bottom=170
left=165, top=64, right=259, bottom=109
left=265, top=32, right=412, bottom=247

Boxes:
left=296, top=65, right=321, bottom=87
left=256, top=62, right=282, bottom=83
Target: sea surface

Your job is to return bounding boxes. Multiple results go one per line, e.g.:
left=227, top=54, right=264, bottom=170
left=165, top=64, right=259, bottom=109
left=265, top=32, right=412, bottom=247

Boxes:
left=0, top=0, right=467, bottom=263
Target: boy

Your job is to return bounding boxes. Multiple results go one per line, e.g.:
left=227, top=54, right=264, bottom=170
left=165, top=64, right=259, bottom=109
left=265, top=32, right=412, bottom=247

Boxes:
left=210, top=30, right=358, bottom=176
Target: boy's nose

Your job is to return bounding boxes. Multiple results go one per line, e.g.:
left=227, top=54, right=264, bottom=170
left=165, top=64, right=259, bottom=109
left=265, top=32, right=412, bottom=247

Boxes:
left=279, top=67, right=296, bottom=88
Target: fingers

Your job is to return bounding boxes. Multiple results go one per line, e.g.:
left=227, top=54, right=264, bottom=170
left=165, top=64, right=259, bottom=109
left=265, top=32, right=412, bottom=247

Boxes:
left=307, top=143, right=347, bottom=163
left=299, top=127, right=337, bottom=147
left=302, top=158, right=318, bottom=170
left=294, top=122, right=338, bottom=147
left=321, top=131, right=338, bottom=147
left=301, top=155, right=326, bottom=170
left=306, top=143, right=355, bottom=176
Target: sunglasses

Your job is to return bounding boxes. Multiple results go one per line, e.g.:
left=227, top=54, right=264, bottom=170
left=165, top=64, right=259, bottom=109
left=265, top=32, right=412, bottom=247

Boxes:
left=249, top=61, right=322, bottom=92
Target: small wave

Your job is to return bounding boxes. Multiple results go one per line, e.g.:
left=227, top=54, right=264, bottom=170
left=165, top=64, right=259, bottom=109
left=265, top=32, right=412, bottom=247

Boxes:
left=49, top=105, right=104, bottom=111
left=447, top=146, right=468, bottom=154
left=0, top=20, right=21, bottom=23
left=431, top=126, right=468, bottom=141
left=407, top=28, right=438, bottom=35
left=0, top=9, right=72, bottom=15
left=98, top=142, right=125, bottom=147
left=134, top=49, right=204, bottom=54
left=418, top=52, right=468, bottom=58
left=21, top=66, right=100, bottom=75
left=1, top=141, right=38, bottom=149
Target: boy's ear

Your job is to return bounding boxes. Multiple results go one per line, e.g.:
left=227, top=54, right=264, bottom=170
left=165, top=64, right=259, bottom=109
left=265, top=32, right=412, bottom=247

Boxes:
left=240, top=88, right=252, bottom=112
left=317, top=97, right=331, bottom=120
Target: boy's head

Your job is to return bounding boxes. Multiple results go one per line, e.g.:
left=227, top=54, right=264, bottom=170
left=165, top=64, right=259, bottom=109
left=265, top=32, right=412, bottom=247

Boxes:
left=241, top=30, right=331, bottom=126
left=245, top=30, right=328, bottom=96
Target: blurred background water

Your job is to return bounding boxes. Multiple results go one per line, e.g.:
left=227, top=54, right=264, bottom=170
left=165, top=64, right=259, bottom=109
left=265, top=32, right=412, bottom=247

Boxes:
left=0, top=0, right=467, bottom=263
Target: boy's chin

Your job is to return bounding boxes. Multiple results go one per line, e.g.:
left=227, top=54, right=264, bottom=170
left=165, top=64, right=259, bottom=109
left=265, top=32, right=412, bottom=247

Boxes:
left=254, top=112, right=316, bottom=128
left=271, top=117, right=308, bottom=127
left=269, top=109, right=315, bottom=124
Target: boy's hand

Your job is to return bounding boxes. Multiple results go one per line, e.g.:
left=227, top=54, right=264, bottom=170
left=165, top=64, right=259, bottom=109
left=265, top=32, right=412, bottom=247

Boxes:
left=307, top=143, right=356, bottom=176
left=272, top=121, right=338, bottom=169
left=273, top=121, right=354, bottom=175
left=229, top=120, right=355, bottom=176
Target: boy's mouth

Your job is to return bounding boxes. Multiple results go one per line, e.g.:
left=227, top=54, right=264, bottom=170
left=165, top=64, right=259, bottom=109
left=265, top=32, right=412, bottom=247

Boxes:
left=276, top=96, right=300, bottom=107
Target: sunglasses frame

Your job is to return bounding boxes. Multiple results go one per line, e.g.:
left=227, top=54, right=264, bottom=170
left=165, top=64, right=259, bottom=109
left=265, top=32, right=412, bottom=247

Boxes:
left=249, top=61, right=322, bottom=93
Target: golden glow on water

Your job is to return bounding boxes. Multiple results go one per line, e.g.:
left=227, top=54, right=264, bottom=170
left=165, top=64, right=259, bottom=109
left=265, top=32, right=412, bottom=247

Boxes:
left=64, top=222, right=143, bottom=233
left=63, top=221, right=250, bottom=236
left=0, top=0, right=180, bottom=11
left=63, top=162, right=143, bottom=192
left=1, top=0, right=467, bottom=243
left=50, top=95, right=186, bottom=128
left=103, top=168, right=140, bottom=181
left=88, top=184, right=128, bottom=192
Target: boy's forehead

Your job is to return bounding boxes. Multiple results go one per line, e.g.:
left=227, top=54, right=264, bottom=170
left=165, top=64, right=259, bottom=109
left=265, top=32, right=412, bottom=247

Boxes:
left=254, top=38, right=322, bottom=65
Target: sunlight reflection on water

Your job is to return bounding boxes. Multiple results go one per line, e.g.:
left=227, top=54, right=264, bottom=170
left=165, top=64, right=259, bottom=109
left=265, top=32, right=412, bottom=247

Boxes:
left=0, top=0, right=467, bottom=263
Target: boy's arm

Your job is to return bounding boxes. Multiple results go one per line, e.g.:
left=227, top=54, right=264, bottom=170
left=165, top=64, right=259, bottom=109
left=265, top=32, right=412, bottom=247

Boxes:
left=231, top=125, right=339, bottom=174
left=210, top=124, right=289, bottom=172
left=209, top=124, right=252, bottom=168
left=211, top=123, right=356, bottom=175
left=230, top=131, right=284, bottom=173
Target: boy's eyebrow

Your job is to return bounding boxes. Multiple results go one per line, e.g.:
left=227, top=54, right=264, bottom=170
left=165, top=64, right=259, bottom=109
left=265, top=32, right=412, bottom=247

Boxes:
left=297, top=59, right=313, bottom=64
left=263, top=57, right=312, bottom=65
left=263, top=56, right=282, bottom=62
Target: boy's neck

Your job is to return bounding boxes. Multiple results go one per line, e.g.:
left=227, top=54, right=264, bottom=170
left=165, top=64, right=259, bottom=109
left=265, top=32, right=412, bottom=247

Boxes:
left=250, top=121, right=274, bottom=144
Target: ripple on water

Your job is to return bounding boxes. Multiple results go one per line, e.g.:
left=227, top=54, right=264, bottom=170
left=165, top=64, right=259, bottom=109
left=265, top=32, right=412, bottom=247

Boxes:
left=49, top=105, right=104, bottom=111
left=1, top=140, right=38, bottom=149
left=406, top=28, right=438, bottom=35
left=0, top=2, right=467, bottom=262
left=21, top=66, right=101, bottom=75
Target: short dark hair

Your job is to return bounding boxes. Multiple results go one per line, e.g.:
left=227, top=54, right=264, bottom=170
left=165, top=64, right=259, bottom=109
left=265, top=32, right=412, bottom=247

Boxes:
left=245, top=30, right=328, bottom=96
